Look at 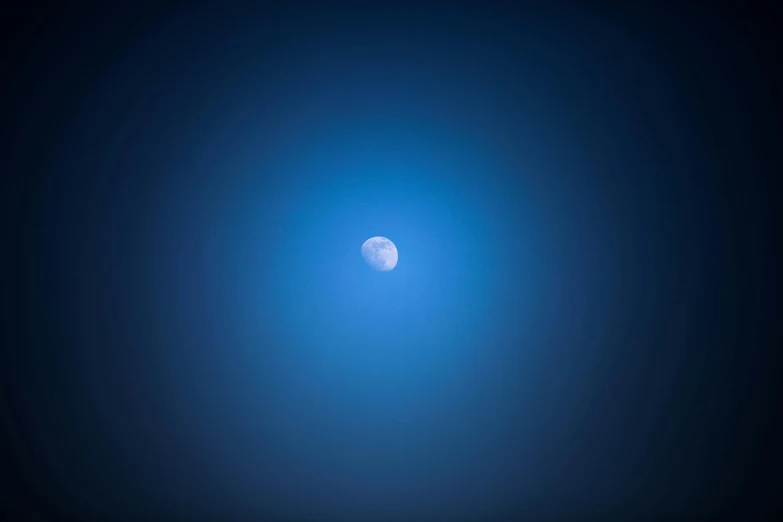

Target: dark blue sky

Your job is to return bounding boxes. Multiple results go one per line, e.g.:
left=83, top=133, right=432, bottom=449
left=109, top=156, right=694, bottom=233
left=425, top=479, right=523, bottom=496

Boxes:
left=4, top=4, right=781, bottom=521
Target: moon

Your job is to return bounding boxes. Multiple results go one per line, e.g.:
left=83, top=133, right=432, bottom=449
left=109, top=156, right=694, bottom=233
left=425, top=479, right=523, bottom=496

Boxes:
left=361, top=236, right=398, bottom=271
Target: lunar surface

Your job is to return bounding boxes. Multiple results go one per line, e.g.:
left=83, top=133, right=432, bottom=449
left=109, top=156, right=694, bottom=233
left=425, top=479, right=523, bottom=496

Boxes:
left=361, top=236, right=398, bottom=271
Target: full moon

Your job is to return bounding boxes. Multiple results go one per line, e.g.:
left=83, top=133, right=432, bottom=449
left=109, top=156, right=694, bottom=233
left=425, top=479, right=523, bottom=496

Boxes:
left=361, top=236, right=398, bottom=271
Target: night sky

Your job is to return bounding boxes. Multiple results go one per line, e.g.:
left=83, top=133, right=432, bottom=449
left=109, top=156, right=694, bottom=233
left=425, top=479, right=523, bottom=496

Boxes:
left=3, top=3, right=781, bottom=521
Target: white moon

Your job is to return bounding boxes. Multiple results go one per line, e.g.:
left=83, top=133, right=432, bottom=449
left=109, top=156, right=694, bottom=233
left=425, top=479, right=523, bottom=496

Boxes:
left=361, top=236, right=398, bottom=271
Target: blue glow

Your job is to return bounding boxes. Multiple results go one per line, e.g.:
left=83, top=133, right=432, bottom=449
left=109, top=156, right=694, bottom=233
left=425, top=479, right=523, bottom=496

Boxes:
left=14, top=4, right=771, bottom=521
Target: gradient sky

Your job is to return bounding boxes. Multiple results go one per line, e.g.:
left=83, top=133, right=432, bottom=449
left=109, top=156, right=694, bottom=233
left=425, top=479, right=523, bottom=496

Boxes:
left=4, top=4, right=781, bottom=522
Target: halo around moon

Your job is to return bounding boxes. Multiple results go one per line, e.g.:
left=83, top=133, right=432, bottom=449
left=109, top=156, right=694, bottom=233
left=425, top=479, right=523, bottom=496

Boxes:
left=361, top=236, right=398, bottom=271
